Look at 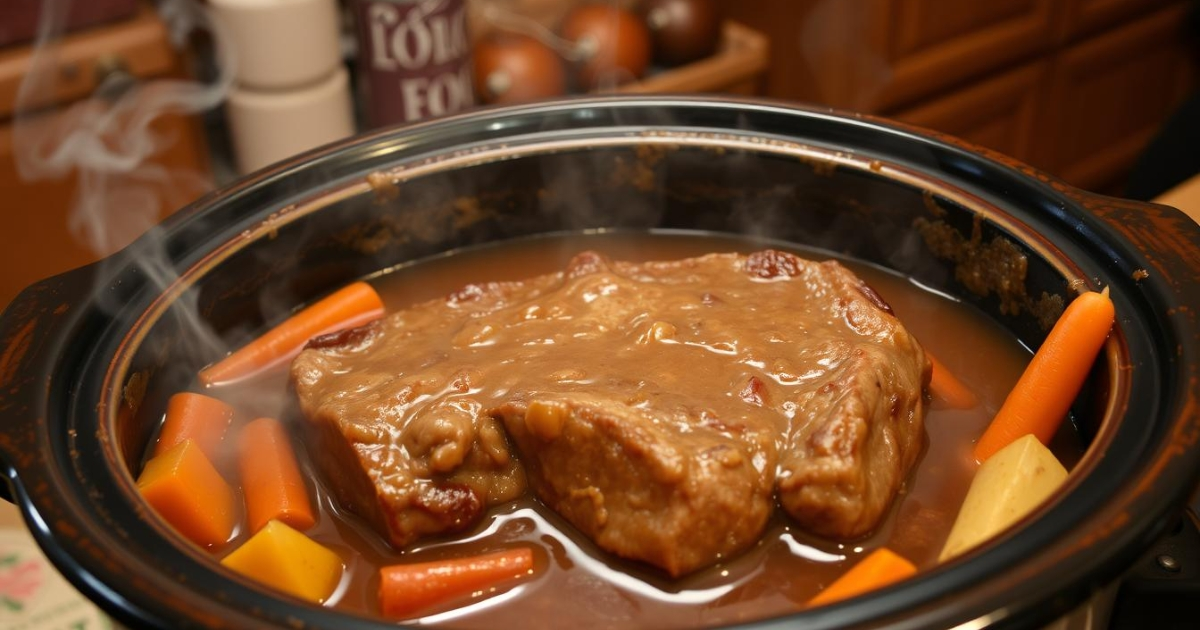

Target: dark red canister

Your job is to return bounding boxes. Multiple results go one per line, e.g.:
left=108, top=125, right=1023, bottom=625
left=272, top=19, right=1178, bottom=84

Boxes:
left=352, top=0, right=475, bottom=127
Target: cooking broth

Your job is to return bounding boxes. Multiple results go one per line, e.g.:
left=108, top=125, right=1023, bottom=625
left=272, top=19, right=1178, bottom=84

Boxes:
left=173, top=230, right=1081, bottom=628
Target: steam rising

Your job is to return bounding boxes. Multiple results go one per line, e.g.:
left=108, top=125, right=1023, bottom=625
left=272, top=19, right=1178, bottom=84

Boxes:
left=12, top=0, right=237, bottom=362
left=15, top=0, right=235, bottom=258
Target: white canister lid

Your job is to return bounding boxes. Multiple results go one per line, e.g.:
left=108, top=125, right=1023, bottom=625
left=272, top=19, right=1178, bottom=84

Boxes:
left=226, top=66, right=356, bottom=174
left=210, top=0, right=345, bottom=90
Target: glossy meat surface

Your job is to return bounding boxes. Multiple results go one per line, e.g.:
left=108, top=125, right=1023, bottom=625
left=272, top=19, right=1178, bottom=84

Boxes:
left=291, top=250, right=930, bottom=575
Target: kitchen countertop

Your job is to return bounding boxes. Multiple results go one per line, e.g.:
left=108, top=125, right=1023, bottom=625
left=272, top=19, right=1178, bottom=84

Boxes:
left=1153, top=172, right=1200, bottom=225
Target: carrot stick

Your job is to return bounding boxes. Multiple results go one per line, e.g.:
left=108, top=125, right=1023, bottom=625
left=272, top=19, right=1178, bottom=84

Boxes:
left=199, top=281, right=384, bottom=387
left=973, top=288, right=1115, bottom=463
left=154, top=392, right=235, bottom=461
left=808, top=547, right=917, bottom=606
left=927, top=352, right=979, bottom=409
left=379, top=547, right=535, bottom=618
left=237, top=417, right=315, bottom=534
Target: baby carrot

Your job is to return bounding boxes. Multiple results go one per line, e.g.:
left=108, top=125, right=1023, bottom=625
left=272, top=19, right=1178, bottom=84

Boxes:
left=154, top=392, right=235, bottom=461
left=237, top=417, right=315, bottom=534
left=199, top=281, right=384, bottom=387
left=927, top=352, right=979, bottom=409
left=973, top=288, right=1115, bottom=463
left=379, top=547, right=535, bottom=619
left=808, top=547, right=917, bottom=606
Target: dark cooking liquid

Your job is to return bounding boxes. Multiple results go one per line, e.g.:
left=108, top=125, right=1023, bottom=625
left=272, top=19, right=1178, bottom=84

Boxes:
left=207, top=231, right=1074, bottom=628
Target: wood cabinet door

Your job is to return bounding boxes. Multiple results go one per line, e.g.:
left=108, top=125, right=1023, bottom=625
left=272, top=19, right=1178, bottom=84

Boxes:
left=1039, top=2, right=1195, bottom=192
left=891, top=60, right=1049, bottom=164
left=0, top=109, right=210, bottom=309
left=1057, top=0, right=1180, bottom=42
left=0, top=4, right=212, bottom=309
left=869, top=0, right=1059, bottom=110
left=720, top=0, right=1060, bottom=111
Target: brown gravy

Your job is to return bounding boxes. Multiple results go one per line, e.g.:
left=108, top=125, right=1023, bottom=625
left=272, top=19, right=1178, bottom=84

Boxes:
left=204, top=231, right=1078, bottom=628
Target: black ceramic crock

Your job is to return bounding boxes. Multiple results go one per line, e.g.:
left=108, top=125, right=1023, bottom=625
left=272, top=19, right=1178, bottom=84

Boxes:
left=1, top=96, right=1198, bottom=629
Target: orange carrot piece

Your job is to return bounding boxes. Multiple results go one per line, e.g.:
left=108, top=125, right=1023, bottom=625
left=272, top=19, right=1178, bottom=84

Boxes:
left=927, top=352, right=979, bottom=409
left=973, top=288, right=1115, bottom=463
left=137, top=439, right=238, bottom=548
left=237, top=417, right=315, bottom=534
left=154, top=392, right=235, bottom=461
left=199, top=281, right=384, bottom=386
left=808, top=547, right=917, bottom=607
left=379, top=547, right=535, bottom=618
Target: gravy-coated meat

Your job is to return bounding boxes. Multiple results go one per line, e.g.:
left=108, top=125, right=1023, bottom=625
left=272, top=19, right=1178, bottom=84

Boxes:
left=291, top=250, right=930, bottom=575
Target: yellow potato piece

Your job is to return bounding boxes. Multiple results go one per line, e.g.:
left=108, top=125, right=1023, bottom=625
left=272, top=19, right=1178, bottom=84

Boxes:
left=221, top=520, right=344, bottom=603
left=940, top=434, right=1068, bottom=562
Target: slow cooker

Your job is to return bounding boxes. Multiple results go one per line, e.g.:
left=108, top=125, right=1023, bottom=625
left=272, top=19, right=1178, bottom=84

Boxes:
left=0, top=96, right=1197, bottom=629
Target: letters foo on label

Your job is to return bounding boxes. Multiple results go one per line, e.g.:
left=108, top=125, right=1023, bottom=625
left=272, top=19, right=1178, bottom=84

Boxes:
left=361, top=0, right=474, bottom=123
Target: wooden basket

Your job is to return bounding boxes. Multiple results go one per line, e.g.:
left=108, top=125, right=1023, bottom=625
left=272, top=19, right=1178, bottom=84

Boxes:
left=614, top=21, right=769, bottom=96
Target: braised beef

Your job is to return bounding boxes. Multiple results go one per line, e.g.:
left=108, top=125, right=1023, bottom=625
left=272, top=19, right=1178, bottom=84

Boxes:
left=290, top=250, right=930, bottom=575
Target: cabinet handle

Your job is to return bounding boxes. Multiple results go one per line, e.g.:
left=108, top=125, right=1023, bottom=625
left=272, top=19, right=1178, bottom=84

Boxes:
left=93, top=53, right=135, bottom=101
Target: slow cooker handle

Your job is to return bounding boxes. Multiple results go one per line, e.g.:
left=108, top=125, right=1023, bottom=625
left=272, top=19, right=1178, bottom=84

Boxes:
left=0, top=267, right=98, bottom=504
left=1072, top=191, right=1200, bottom=281
left=1074, top=192, right=1200, bottom=626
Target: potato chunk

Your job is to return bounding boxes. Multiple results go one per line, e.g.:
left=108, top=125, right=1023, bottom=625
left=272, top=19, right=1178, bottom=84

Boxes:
left=940, top=434, right=1068, bottom=561
left=221, top=520, right=344, bottom=603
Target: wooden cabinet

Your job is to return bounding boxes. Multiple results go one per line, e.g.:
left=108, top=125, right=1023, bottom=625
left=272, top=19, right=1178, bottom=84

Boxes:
left=722, top=0, right=1197, bottom=193
left=1040, top=3, right=1195, bottom=189
left=1057, top=0, right=1178, bottom=40
left=869, top=0, right=1059, bottom=111
left=0, top=2, right=210, bottom=308
left=893, top=60, right=1048, bottom=164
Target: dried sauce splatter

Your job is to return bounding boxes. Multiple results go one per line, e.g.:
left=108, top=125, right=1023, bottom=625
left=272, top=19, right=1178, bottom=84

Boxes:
left=915, top=213, right=1065, bottom=330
